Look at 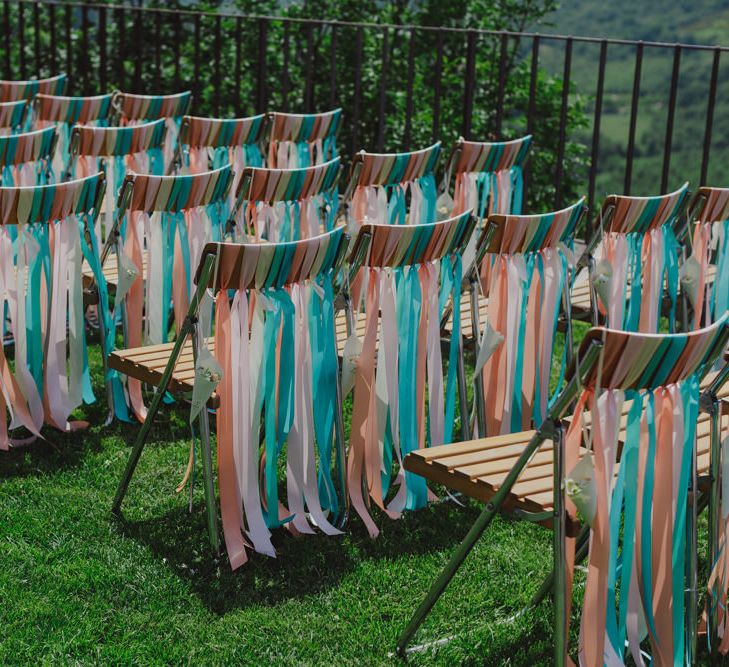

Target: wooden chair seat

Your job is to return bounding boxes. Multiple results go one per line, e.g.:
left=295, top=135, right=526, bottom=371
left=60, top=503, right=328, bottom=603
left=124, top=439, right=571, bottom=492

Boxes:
left=404, top=410, right=727, bottom=534
left=108, top=338, right=219, bottom=408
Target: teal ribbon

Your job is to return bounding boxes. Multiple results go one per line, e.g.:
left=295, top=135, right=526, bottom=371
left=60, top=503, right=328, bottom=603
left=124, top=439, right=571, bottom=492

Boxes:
left=309, top=275, right=340, bottom=514
left=440, top=255, right=462, bottom=444
left=262, top=288, right=296, bottom=528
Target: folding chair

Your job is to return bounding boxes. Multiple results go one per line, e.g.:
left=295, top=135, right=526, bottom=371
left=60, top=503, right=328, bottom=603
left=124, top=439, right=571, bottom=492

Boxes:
left=110, top=227, right=351, bottom=569
left=577, top=182, right=689, bottom=331
left=342, top=143, right=441, bottom=230
left=0, top=73, right=67, bottom=103
left=66, top=119, right=166, bottom=245
left=113, top=90, right=192, bottom=170
left=267, top=108, right=341, bottom=168
left=469, top=199, right=586, bottom=437
left=396, top=315, right=729, bottom=666
left=32, top=93, right=113, bottom=177
left=0, top=172, right=113, bottom=448
left=230, top=157, right=341, bottom=241
left=343, top=211, right=477, bottom=537
left=175, top=113, right=266, bottom=201
left=95, top=165, right=234, bottom=422
left=0, top=126, right=56, bottom=186
left=0, top=100, right=28, bottom=134
left=684, top=186, right=729, bottom=328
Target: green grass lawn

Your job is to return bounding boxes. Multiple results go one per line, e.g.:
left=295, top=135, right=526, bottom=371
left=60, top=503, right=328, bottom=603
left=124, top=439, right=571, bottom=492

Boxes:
left=0, top=328, right=713, bottom=665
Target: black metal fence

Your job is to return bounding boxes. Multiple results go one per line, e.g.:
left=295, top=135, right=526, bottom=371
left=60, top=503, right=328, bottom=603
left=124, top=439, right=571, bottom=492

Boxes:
left=2, top=0, right=728, bottom=236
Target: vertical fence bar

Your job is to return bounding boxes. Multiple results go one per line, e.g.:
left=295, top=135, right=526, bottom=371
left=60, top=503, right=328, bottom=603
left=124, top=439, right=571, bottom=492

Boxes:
left=376, top=27, right=390, bottom=151
left=33, top=0, right=40, bottom=75
left=256, top=18, right=268, bottom=114
left=3, top=1, right=10, bottom=78
left=281, top=22, right=290, bottom=111
left=213, top=15, right=222, bottom=115
left=192, top=14, right=201, bottom=102
left=65, top=3, right=72, bottom=89
left=554, top=37, right=572, bottom=210
left=305, top=22, right=315, bottom=113
left=494, top=32, right=509, bottom=138
left=154, top=10, right=162, bottom=91
left=352, top=26, right=363, bottom=153
left=432, top=31, right=443, bottom=143
left=133, top=8, right=142, bottom=92
left=587, top=40, right=607, bottom=226
left=329, top=24, right=337, bottom=108
left=700, top=48, right=720, bottom=185
left=462, top=30, right=477, bottom=139
left=403, top=28, right=416, bottom=151
left=49, top=3, right=56, bottom=75
left=80, top=5, right=89, bottom=94
left=523, top=35, right=540, bottom=207
left=173, top=12, right=181, bottom=92
left=116, top=7, right=125, bottom=90
left=18, top=1, right=25, bottom=79
left=660, top=46, right=681, bottom=194
left=234, top=17, right=242, bottom=111
left=624, top=41, right=643, bottom=195
left=98, top=6, right=107, bottom=92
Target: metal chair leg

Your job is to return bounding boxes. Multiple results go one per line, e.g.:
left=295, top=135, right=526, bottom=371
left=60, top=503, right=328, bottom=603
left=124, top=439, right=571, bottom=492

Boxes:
left=553, top=425, right=568, bottom=667
left=197, top=406, right=220, bottom=552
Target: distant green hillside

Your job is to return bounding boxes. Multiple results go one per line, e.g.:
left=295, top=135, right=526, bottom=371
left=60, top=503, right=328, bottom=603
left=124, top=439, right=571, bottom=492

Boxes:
left=534, top=0, right=729, bottom=199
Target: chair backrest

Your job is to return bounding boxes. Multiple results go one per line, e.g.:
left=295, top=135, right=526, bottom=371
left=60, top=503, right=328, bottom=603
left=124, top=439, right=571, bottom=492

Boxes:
left=0, top=173, right=107, bottom=448
left=563, top=315, right=729, bottom=667
left=69, top=119, right=166, bottom=244
left=345, top=211, right=476, bottom=538
left=447, top=134, right=531, bottom=220
left=0, top=100, right=27, bottom=133
left=114, top=90, right=192, bottom=169
left=474, top=199, right=585, bottom=437
left=232, top=157, right=341, bottom=241
left=178, top=113, right=266, bottom=198
left=686, top=186, right=729, bottom=326
left=33, top=93, right=113, bottom=176
left=267, top=108, right=341, bottom=168
left=0, top=73, right=67, bottom=102
left=346, top=142, right=441, bottom=228
left=193, top=228, right=349, bottom=568
left=0, top=126, right=56, bottom=186
left=591, top=182, right=690, bottom=332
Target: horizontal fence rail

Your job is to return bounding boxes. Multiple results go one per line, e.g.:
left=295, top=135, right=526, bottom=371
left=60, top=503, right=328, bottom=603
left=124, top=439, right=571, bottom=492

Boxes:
left=1, top=0, right=728, bottom=236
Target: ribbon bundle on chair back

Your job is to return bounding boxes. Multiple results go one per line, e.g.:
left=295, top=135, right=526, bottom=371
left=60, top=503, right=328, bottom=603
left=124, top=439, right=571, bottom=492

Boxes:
left=202, top=228, right=348, bottom=568
left=347, top=143, right=440, bottom=230
left=111, top=165, right=233, bottom=420
left=267, top=108, right=341, bottom=168
left=346, top=212, right=476, bottom=537
left=114, top=91, right=192, bottom=169
left=0, top=173, right=109, bottom=448
left=687, top=186, right=729, bottom=327
left=448, top=135, right=531, bottom=219
left=0, top=100, right=28, bottom=134
left=562, top=318, right=729, bottom=666
left=232, top=158, right=341, bottom=241
left=0, top=126, right=56, bottom=187
left=69, top=119, right=166, bottom=245
left=476, top=200, right=584, bottom=436
left=178, top=114, right=265, bottom=198
left=591, top=183, right=689, bottom=332
left=0, top=73, right=66, bottom=102
left=33, top=93, right=112, bottom=177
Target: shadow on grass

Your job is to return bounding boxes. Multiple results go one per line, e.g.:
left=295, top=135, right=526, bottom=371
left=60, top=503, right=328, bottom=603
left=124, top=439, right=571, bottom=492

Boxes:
left=117, top=496, right=481, bottom=616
